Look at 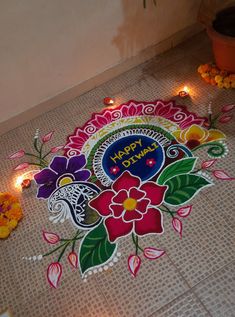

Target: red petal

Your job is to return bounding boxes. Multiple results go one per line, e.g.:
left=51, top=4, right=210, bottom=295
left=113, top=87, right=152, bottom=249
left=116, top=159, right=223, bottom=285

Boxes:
left=9, top=149, right=25, bottom=159
left=136, top=199, right=150, bottom=214
left=134, top=208, right=163, bottom=236
left=140, top=182, right=167, bottom=205
left=123, top=210, right=143, bottom=222
left=112, top=171, right=140, bottom=192
left=47, top=262, right=62, bottom=288
left=89, top=190, right=114, bottom=216
left=112, top=190, right=128, bottom=204
left=213, top=170, right=235, bottom=180
left=129, top=188, right=145, bottom=200
left=104, top=217, right=133, bottom=242
left=14, top=162, right=29, bottom=171
left=110, top=204, right=125, bottom=218
left=128, top=255, right=141, bottom=277
left=42, top=131, right=54, bottom=143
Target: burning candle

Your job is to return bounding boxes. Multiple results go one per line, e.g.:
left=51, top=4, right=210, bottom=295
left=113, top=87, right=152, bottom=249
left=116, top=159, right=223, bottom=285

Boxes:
left=178, top=86, right=190, bottom=98
left=15, top=170, right=38, bottom=190
left=21, top=179, right=31, bottom=189
left=103, top=97, right=115, bottom=106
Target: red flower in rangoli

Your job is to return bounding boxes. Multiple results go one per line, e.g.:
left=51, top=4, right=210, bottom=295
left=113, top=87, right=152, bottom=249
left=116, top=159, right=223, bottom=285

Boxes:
left=89, top=171, right=167, bottom=242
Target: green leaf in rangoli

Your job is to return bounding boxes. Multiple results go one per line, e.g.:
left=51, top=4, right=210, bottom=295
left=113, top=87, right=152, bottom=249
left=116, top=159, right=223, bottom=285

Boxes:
left=157, top=157, right=197, bottom=185
left=79, top=222, right=117, bottom=275
left=164, top=174, right=212, bottom=206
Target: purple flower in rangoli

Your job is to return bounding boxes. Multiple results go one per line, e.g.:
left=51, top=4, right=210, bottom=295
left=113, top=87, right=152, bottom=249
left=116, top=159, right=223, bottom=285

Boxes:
left=34, top=155, right=91, bottom=199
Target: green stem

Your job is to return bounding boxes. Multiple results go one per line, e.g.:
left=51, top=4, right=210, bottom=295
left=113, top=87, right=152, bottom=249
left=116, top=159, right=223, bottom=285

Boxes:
left=28, top=162, right=47, bottom=168
left=131, top=233, right=144, bottom=254
left=25, top=152, right=48, bottom=165
left=72, top=239, right=76, bottom=252
left=160, top=205, right=176, bottom=218
left=33, top=138, right=40, bottom=154
left=58, top=241, right=70, bottom=262
left=42, top=150, right=51, bottom=160
left=43, top=230, right=81, bottom=258
left=135, top=235, right=138, bottom=255
left=60, top=236, right=83, bottom=242
left=43, top=241, right=68, bottom=257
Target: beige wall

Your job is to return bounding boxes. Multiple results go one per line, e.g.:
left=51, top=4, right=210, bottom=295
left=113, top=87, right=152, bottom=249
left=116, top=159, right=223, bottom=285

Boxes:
left=0, top=0, right=201, bottom=125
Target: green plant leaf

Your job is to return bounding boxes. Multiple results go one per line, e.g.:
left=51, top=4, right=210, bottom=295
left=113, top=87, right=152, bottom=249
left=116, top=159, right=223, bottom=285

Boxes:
left=79, top=222, right=117, bottom=275
left=157, top=158, right=197, bottom=185
left=164, top=174, right=212, bottom=205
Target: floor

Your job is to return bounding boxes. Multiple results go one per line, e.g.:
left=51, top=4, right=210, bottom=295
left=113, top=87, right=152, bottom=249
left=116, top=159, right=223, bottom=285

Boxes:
left=0, top=31, right=235, bottom=317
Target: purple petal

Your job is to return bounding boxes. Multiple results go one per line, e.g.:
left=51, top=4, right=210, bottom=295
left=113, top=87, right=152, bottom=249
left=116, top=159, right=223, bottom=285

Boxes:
left=74, top=169, right=91, bottom=181
left=37, top=184, right=56, bottom=199
left=67, top=155, right=86, bottom=173
left=34, top=169, right=57, bottom=185
left=50, top=156, right=67, bottom=174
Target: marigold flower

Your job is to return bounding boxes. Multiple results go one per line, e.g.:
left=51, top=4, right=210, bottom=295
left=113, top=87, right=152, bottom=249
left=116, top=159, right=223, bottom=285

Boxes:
left=7, top=219, right=18, bottom=229
left=0, top=226, right=11, bottom=238
left=215, top=75, right=223, bottom=83
left=0, top=192, right=23, bottom=238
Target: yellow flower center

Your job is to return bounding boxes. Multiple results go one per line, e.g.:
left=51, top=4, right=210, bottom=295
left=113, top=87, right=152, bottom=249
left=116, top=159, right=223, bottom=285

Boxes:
left=123, top=198, right=137, bottom=211
left=59, top=176, right=73, bottom=187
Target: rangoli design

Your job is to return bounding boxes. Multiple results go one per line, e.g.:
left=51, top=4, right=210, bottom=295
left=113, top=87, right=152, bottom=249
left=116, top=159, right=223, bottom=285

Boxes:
left=15, top=100, right=235, bottom=288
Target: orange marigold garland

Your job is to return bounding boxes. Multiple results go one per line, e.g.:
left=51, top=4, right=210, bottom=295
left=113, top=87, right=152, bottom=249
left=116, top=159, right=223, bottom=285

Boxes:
left=0, top=192, right=23, bottom=238
left=198, top=63, right=235, bottom=89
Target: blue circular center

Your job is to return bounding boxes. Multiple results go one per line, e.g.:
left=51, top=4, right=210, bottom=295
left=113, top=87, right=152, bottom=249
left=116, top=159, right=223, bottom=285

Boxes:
left=102, top=135, right=165, bottom=181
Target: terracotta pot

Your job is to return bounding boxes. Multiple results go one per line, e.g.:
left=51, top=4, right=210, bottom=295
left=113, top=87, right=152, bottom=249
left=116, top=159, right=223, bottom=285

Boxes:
left=207, top=26, right=235, bottom=72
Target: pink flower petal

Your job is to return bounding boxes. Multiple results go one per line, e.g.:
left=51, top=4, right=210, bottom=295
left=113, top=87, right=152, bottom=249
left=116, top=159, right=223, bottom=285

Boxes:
left=140, top=182, right=167, bottom=206
left=213, top=170, right=235, bottom=181
left=112, top=171, right=140, bottom=192
left=172, top=217, right=182, bottom=238
left=9, top=149, right=25, bottom=159
left=219, top=115, right=233, bottom=123
left=89, top=190, right=114, bottom=216
left=128, top=255, right=141, bottom=277
left=177, top=205, right=192, bottom=218
left=42, top=230, right=60, bottom=244
left=221, top=104, right=235, bottom=113
left=201, top=159, right=217, bottom=169
left=47, top=262, right=62, bottom=288
left=42, top=131, right=54, bottom=143
left=68, top=252, right=78, bottom=268
left=144, top=247, right=165, bottom=260
left=134, top=207, right=163, bottom=236
left=104, top=216, right=133, bottom=242
left=50, top=145, right=64, bottom=153
left=14, top=162, right=29, bottom=171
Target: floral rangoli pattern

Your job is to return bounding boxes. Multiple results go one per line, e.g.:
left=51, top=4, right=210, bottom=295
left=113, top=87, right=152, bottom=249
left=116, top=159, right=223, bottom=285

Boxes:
left=16, top=99, right=235, bottom=288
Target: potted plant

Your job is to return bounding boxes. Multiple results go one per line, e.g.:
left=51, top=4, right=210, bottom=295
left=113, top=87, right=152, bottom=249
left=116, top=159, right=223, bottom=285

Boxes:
left=198, top=1, right=235, bottom=72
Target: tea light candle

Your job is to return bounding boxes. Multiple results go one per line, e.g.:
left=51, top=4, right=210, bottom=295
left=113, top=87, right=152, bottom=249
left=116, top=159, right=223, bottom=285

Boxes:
left=103, top=97, right=115, bottom=106
left=178, top=86, right=190, bottom=98
left=21, top=179, right=31, bottom=189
